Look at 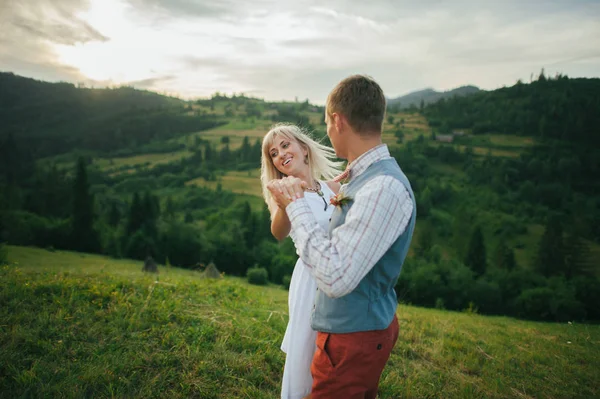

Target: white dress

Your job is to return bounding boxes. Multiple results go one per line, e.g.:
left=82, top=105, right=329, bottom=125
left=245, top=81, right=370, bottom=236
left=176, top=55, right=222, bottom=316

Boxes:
left=281, top=181, right=335, bottom=399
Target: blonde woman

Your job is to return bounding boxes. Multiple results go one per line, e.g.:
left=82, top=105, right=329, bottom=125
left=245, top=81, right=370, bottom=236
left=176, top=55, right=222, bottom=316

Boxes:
left=260, top=123, right=342, bottom=399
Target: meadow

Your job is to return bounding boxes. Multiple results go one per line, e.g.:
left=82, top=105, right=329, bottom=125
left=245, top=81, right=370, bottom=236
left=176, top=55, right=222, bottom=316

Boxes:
left=1, top=245, right=598, bottom=399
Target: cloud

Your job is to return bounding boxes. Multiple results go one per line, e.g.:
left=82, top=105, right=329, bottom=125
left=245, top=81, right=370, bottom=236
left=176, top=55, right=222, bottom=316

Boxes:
left=1, top=0, right=599, bottom=103
left=0, top=0, right=108, bottom=83
left=124, top=75, right=175, bottom=89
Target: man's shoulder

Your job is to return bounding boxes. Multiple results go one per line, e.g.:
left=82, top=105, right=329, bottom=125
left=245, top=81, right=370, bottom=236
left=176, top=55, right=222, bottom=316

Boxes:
left=356, top=175, right=409, bottom=198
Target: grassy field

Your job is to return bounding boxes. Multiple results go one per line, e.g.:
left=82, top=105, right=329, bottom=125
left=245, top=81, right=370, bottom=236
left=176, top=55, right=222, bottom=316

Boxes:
left=186, top=169, right=262, bottom=198
left=382, top=112, right=432, bottom=147
left=95, top=151, right=193, bottom=171
left=1, top=246, right=599, bottom=399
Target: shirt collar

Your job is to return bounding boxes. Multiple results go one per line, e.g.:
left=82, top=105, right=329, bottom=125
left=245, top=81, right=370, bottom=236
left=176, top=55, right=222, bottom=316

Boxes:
left=346, top=144, right=390, bottom=182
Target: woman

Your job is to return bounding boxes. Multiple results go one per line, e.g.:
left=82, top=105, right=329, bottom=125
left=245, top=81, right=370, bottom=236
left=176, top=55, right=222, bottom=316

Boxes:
left=260, top=123, right=342, bottom=399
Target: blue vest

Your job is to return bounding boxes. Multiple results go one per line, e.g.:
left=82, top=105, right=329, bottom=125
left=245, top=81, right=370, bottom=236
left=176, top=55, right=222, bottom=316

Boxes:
left=311, top=158, right=416, bottom=333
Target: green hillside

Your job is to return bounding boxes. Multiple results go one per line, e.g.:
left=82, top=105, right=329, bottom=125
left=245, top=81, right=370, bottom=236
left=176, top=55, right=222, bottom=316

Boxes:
left=0, top=72, right=225, bottom=157
left=1, top=246, right=598, bottom=398
left=1, top=72, right=599, bottom=325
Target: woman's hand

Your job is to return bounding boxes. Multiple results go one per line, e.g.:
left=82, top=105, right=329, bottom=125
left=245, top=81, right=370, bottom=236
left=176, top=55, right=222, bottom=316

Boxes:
left=267, top=177, right=306, bottom=209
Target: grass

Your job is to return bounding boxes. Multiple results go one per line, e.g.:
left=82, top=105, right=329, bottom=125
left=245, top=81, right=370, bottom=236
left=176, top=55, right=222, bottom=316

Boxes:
left=486, top=134, right=537, bottom=148
left=1, top=245, right=599, bottom=398
left=170, top=120, right=272, bottom=152
left=95, top=151, right=193, bottom=172
left=186, top=169, right=262, bottom=198
left=453, top=144, right=521, bottom=158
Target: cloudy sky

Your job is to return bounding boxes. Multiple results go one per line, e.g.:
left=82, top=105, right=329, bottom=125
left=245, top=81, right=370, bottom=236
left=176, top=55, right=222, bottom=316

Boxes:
left=1, top=0, right=599, bottom=103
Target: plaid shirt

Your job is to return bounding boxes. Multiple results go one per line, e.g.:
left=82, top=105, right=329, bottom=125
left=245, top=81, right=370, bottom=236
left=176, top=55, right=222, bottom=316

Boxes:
left=287, top=144, right=414, bottom=298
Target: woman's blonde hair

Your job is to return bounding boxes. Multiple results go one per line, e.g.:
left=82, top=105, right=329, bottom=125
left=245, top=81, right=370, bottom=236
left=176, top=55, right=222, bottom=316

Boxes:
left=260, top=123, right=342, bottom=207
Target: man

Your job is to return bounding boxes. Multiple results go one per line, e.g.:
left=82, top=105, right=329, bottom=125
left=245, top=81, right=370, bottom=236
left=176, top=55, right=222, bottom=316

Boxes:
left=270, top=75, right=416, bottom=398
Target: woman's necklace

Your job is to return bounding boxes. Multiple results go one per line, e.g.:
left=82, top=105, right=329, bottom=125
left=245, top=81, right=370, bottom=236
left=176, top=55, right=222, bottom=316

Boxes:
left=305, top=181, right=328, bottom=211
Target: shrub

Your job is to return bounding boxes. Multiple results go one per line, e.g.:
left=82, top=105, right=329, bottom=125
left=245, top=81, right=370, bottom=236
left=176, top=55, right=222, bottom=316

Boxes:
left=0, top=242, right=7, bottom=265
left=471, top=278, right=503, bottom=314
left=282, top=275, right=292, bottom=290
left=572, top=276, right=600, bottom=321
left=247, top=267, right=268, bottom=286
left=268, top=254, right=295, bottom=284
left=515, top=287, right=554, bottom=320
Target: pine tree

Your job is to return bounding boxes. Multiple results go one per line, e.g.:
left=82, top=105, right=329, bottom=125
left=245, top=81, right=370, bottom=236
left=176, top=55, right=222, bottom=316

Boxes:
left=240, top=136, right=251, bottom=162
left=564, top=231, right=590, bottom=279
left=0, top=242, right=7, bottom=265
left=416, top=223, right=434, bottom=257
left=219, top=144, right=231, bottom=165
left=240, top=201, right=256, bottom=247
left=494, top=239, right=516, bottom=270
left=252, top=139, right=262, bottom=164
left=204, top=143, right=213, bottom=163
left=191, top=148, right=203, bottom=164
left=453, top=208, right=473, bottom=260
left=164, top=196, right=176, bottom=220
left=141, top=191, right=160, bottom=239
left=534, top=216, right=565, bottom=277
left=126, top=192, right=144, bottom=235
left=107, top=202, right=120, bottom=227
left=260, top=205, right=274, bottom=242
left=464, top=225, right=487, bottom=276
left=71, top=157, right=99, bottom=252
left=0, top=133, right=18, bottom=185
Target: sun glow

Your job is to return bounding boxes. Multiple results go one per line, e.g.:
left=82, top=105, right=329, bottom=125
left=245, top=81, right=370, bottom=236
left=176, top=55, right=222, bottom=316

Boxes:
left=54, top=0, right=171, bottom=83
left=52, top=0, right=323, bottom=90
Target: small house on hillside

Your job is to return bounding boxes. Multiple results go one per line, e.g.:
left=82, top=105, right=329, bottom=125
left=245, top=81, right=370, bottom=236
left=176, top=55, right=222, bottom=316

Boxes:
left=435, top=134, right=454, bottom=143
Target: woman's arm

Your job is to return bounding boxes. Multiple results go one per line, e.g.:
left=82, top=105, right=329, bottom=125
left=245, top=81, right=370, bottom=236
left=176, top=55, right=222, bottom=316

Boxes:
left=269, top=200, right=291, bottom=241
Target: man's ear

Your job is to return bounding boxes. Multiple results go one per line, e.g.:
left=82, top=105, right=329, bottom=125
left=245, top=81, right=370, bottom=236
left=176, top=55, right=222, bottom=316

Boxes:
left=332, top=112, right=344, bottom=134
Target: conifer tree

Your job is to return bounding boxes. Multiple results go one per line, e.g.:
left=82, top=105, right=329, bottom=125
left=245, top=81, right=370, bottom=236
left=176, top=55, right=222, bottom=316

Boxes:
left=126, top=192, right=144, bottom=235
left=534, top=216, right=565, bottom=277
left=465, top=225, right=487, bottom=276
left=494, top=239, right=516, bottom=270
left=72, top=157, right=99, bottom=252
left=107, top=202, right=120, bottom=227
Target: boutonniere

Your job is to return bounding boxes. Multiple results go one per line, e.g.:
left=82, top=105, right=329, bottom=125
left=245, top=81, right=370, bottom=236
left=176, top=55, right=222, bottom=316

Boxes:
left=338, top=176, right=350, bottom=185
left=330, top=193, right=352, bottom=208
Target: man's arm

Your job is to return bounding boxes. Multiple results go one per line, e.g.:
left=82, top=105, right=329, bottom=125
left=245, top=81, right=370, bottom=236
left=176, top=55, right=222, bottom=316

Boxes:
left=286, top=175, right=413, bottom=298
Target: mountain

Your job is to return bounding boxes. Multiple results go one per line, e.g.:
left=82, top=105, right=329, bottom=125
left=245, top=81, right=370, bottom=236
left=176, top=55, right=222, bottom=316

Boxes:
left=423, top=76, right=600, bottom=146
left=0, top=72, right=224, bottom=157
left=388, top=85, right=480, bottom=108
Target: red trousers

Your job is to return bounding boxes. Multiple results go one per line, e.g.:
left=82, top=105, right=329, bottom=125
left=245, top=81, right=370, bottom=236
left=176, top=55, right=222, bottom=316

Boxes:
left=310, top=315, right=399, bottom=399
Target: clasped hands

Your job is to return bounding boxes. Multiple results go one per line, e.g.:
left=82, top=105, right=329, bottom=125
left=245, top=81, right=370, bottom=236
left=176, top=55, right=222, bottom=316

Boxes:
left=267, top=176, right=307, bottom=209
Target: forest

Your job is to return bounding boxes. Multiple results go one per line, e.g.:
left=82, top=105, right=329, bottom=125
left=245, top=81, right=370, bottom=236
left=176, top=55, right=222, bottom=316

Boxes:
left=1, top=71, right=599, bottom=323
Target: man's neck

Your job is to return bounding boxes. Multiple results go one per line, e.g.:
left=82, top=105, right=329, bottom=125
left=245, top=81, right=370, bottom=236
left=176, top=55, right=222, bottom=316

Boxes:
left=346, top=135, right=383, bottom=165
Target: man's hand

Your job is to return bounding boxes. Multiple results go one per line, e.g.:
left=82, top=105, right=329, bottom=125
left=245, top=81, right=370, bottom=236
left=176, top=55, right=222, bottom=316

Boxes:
left=267, top=176, right=306, bottom=209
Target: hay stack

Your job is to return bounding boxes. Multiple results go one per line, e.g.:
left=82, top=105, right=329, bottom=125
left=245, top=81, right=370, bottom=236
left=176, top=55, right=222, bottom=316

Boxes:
left=142, top=256, right=159, bottom=273
left=203, top=262, right=221, bottom=279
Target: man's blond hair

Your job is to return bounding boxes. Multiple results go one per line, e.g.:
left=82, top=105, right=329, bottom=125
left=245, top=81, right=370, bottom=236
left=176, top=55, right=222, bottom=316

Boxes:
left=326, top=75, right=386, bottom=135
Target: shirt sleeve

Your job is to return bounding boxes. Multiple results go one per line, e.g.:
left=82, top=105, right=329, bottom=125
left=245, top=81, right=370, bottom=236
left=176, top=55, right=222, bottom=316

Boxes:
left=286, top=175, right=414, bottom=298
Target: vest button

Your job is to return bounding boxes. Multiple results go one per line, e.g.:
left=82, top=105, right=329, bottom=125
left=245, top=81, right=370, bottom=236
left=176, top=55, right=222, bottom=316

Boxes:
left=377, top=344, right=382, bottom=350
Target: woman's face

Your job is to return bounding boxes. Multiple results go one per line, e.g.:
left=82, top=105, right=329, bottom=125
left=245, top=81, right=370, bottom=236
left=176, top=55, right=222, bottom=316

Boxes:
left=268, top=135, right=309, bottom=177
